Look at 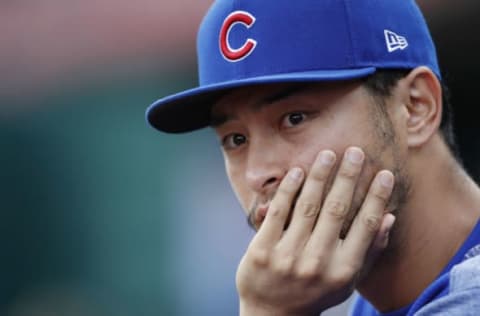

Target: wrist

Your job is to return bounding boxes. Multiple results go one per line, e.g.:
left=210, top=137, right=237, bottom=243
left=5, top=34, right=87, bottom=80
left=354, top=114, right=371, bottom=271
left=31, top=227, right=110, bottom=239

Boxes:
left=239, top=300, right=320, bottom=316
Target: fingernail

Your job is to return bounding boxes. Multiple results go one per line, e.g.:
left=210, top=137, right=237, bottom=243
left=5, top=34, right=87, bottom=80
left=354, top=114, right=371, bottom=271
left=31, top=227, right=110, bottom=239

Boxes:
left=320, top=151, right=335, bottom=166
left=379, top=171, right=394, bottom=188
left=289, top=167, right=303, bottom=180
left=384, top=213, right=396, bottom=231
left=346, top=147, right=364, bottom=164
left=382, top=214, right=396, bottom=245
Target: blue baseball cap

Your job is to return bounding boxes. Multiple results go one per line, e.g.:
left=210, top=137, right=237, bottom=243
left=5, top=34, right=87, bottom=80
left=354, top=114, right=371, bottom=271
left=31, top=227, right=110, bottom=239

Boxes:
left=146, top=0, right=440, bottom=133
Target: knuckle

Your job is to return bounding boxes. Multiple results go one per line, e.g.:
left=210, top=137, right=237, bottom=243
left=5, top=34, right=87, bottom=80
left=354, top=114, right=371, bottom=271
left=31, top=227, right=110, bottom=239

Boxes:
left=329, top=270, right=354, bottom=287
left=296, top=201, right=320, bottom=218
left=362, top=214, right=381, bottom=232
left=324, top=200, right=349, bottom=221
left=296, top=266, right=319, bottom=281
left=249, top=248, right=271, bottom=267
left=277, top=184, right=294, bottom=196
left=297, top=259, right=323, bottom=280
left=338, top=165, right=358, bottom=180
left=326, top=263, right=358, bottom=285
left=336, top=266, right=361, bottom=290
left=268, top=205, right=283, bottom=218
left=273, top=255, right=297, bottom=276
left=371, top=186, right=391, bottom=203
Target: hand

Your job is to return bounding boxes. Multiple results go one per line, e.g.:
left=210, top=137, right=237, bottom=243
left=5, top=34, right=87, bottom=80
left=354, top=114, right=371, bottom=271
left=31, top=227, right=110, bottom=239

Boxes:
left=236, top=147, right=396, bottom=316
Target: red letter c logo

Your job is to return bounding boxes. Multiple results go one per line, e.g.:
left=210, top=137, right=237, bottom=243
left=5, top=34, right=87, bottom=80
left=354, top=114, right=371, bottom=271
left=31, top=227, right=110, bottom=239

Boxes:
left=219, top=11, right=257, bottom=62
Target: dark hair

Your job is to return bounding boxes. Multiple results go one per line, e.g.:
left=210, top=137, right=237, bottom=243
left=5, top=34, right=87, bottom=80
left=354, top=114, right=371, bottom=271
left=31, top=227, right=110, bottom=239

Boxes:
left=363, top=69, right=459, bottom=159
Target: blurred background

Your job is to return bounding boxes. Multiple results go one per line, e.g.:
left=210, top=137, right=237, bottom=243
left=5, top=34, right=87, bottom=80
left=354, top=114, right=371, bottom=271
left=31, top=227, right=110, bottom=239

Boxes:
left=1, top=1, right=480, bottom=315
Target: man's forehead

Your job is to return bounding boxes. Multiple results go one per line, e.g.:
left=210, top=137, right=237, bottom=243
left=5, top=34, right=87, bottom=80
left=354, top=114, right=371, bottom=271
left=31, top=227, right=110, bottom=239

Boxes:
left=211, top=80, right=361, bottom=118
left=213, top=83, right=303, bottom=111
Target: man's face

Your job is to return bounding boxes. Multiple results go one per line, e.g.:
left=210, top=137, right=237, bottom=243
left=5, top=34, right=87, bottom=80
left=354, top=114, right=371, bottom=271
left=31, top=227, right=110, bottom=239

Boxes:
left=211, top=81, right=408, bottom=235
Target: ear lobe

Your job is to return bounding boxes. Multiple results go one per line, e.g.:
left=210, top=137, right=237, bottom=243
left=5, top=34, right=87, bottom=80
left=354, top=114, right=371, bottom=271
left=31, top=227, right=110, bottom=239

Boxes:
left=405, top=67, right=442, bottom=148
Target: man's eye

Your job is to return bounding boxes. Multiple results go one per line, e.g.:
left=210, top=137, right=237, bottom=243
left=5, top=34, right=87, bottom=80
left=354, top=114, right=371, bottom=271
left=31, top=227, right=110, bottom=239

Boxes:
left=282, top=112, right=307, bottom=127
left=222, top=133, right=247, bottom=149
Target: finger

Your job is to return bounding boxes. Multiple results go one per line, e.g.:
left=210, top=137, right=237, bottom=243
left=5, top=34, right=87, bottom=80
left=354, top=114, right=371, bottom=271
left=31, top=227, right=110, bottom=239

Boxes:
left=332, top=213, right=395, bottom=290
left=255, top=167, right=305, bottom=247
left=371, top=213, right=396, bottom=251
left=306, top=147, right=365, bottom=253
left=340, top=170, right=394, bottom=264
left=279, top=150, right=336, bottom=249
left=352, top=213, right=396, bottom=277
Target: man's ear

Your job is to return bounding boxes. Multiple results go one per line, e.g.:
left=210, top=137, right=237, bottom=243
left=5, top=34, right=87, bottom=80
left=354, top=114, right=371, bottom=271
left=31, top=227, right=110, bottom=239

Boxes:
left=403, top=66, right=442, bottom=148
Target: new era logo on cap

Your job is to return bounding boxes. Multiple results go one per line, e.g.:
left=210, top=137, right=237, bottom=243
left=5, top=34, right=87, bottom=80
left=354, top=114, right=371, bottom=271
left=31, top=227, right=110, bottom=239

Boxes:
left=385, top=30, right=408, bottom=52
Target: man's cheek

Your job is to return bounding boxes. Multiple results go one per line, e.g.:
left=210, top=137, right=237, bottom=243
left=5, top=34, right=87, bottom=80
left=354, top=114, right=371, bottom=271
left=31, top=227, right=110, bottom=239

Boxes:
left=226, top=170, right=248, bottom=212
left=231, top=184, right=252, bottom=216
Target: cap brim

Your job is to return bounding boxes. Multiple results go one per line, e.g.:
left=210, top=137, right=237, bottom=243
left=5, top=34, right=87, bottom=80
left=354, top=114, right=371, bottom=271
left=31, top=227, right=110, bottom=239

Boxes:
left=146, top=67, right=376, bottom=133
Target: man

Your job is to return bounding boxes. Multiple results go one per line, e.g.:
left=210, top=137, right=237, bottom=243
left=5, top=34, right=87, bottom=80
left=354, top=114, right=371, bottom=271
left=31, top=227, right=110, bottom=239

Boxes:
left=146, top=0, right=480, bottom=315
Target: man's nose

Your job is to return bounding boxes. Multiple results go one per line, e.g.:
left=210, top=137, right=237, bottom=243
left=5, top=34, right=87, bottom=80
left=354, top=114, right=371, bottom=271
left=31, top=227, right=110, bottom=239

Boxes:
left=244, top=139, right=288, bottom=194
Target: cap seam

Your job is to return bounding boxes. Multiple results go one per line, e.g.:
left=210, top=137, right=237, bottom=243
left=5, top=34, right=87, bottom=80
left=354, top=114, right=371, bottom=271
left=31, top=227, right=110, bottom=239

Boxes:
left=341, top=0, right=355, bottom=68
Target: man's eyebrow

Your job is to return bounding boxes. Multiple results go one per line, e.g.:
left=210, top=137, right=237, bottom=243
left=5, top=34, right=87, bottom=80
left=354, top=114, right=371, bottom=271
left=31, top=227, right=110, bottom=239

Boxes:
left=259, top=84, right=309, bottom=106
left=209, top=84, right=309, bottom=128
left=209, top=112, right=230, bottom=128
